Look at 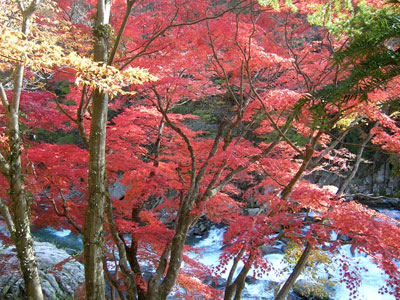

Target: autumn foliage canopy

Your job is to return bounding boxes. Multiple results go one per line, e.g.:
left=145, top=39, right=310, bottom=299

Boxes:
left=1, top=0, right=400, bottom=299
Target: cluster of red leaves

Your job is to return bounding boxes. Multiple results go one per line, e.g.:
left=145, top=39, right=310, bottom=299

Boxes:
left=1, top=0, right=399, bottom=298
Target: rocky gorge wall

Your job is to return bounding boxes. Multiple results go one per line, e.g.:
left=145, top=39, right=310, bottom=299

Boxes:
left=306, top=159, right=400, bottom=198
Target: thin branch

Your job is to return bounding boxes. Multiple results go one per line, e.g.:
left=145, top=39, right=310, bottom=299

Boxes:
left=0, top=200, right=16, bottom=237
left=76, top=85, right=90, bottom=148
left=0, top=54, right=24, bottom=63
left=337, top=124, right=376, bottom=197
left=103, top=256, right=126, bottom=300
left=49, top=191, right=83, bottom=234
left=54, top=95, right=77, bottom=123
left=198, top=161, right=228, bottom=204
left=251, top=86, right=304, bottom=156
left=284, top=15, right=312, bottom=92
left=308, top=118, right=363, bottom=169
left=0, top=83, right=10, bottom=111
left=201, top=165, right=246, bottom=202
left=153, top=117, right=165, bottom=168
left=152, top=87, right=197, bottom=192
left=105, top=193, right=137, bottom=300
left=345, top=193, right=400, bottom=202
left=280, top=131, right=323, bottom=201
left=207, top=22, right=239, bottom=106
left=0, top=153, right=10, bottom=177
left=193, top=120, right=228, bottom=197
left=108, top=0, right=137, bottom=65
left=120, top=1, right=249, bottom=70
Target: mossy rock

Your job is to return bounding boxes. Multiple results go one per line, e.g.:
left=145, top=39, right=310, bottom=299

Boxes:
left=293, top=279, right=336, bottom=300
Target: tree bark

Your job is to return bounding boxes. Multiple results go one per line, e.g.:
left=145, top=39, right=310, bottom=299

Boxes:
left=274, top=242, right=312, bottom=300
left=0, top=2, right=44, bottom=299
left=337, top=127, right=376, bottom=197
left=83, top=0, right=111, bottom=299
left=224, top=262, right=251, bottom=300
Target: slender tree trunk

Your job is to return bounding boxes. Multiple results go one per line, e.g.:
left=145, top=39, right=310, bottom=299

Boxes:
left=224, top=263, right=251, bottom=300
left=145, top=207, right=196, bottom=300
left=337, top=127, right=376, bottom=197
left=83, top=0, right=111, bottom=299
left=9, top=113, right=44, bottom=300
left=84, top=87, right=109, bottom=299
left=274, top=242, right=312, bottom=300
left=8, top=134, right=44, bottom=300
left=158, top=215, right=195, bottom=300
left=0, top=2, right=44, bottom=299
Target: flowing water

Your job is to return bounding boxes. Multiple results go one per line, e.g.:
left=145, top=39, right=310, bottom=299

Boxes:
left=189, top=226, right=399, bottom=300
left=29, top=217, right=399, bottom=299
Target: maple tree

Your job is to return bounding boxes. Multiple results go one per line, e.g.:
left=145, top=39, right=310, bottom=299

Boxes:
left=0, top=0, right=152, bottom=299
left=1, top=0, right=400, bottom=300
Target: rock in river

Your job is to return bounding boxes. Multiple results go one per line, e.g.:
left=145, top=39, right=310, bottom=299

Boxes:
left=0, top=241, right=84, bottom=299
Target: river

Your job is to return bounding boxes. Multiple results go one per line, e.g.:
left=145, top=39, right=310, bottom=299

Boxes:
left=189, top=224, right=399, bottom=300
left=30, top=210, right=400, bottom=300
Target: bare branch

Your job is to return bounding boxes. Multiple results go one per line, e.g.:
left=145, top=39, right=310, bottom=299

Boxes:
left=308, top=117, right=363, bottom=169
left=201, top=165, right=246, bottom=202
left=0, top=83, right=9, bottom=111
left=108, top=0, right=137, bottom=65
left=193, top=120, right=228, bottom=196
left=103, top=256, right=126, bottom=300
left=105, top=193, right=137, bottom=300
left=284, top=15, right=312, bottom=92
left=49, top=192, right=83, bottom=235
left=120, top=1, right=249, bottom=70
left=198, top=162, right=227, bottom=202
left=77, top=85, right=90, bottom=148
left=54, top=95, right=77, bottom=123
left=0, top=153, right=10, bottom=177
left=152, top=87, right=197, bottom=191
left=207, top=22, right=239, bottom=107
left=0, top=200, right=16, bottom=237
left=251, top=84, right=304, bottom=156
left=337, top=124, right=377, bottom=197
left=280, top=131, right=323, bottom=200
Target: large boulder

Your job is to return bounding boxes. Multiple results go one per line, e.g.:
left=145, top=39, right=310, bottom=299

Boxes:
left=0, top=241, right=84, bottom=299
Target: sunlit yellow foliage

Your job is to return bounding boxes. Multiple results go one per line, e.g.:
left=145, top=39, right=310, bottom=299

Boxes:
left=283, top=242, right=336, bottom=298
left=333, top=112, right=357, bottom=129
left=390, top=111, right=400, bottom=119
left=0, top=0, right=157, bottom=95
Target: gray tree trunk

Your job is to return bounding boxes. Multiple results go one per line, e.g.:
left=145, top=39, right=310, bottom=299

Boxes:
left=337, top=127, right=376, bottom=197
left=83, top=0, right=111, bottom=299
left=0, top=2, right=44, bottom=299
left=274, top=242, right=312, bottom=300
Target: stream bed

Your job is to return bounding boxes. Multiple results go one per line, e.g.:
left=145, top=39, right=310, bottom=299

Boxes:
left=28, top=210, right=400, bottom=300
left=189, top=226, right=399, bottom=300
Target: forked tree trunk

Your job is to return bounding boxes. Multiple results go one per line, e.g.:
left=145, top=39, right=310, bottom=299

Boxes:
left=224, top=263, right=251, bottom=300
left=83, top=0, right=111, bottom=299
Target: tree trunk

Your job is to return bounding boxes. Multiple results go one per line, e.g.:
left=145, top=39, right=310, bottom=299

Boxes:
left=337, top=127, right=375, bottom=197
left=274, top=242, right=312, bottom=300
left=83, top=0, right=111, bottom=299
left=0, top=2, right=44, bottom=299
left=145, top=210, right=196, bottom=300
left=9, top=123, right=44, bottom=300
left=224, top=264, right=251, bottom=300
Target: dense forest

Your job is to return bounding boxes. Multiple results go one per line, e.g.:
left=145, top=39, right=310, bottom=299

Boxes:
left=1, top=0, right=400, bottom=299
